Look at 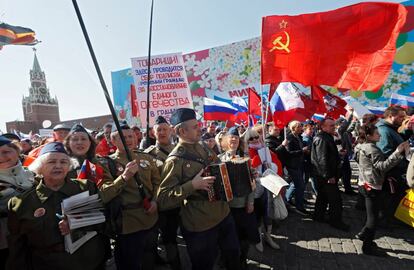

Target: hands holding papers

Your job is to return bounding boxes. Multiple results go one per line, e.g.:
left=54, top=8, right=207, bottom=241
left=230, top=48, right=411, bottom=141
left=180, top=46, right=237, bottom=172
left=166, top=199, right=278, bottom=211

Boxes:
left=60, top=191, right=106, bottom=254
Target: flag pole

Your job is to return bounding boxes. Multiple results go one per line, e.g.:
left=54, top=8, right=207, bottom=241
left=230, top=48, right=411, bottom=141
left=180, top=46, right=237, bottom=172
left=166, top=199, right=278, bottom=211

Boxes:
left=144, top=0, right=155, bottom=147
left=71, top=0, right=150, bottom=207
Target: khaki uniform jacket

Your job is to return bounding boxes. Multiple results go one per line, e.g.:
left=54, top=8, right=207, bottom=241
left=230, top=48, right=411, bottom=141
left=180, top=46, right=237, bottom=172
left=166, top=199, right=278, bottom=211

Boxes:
left=144, top=143, right=175, bottom=175
left=99, top=150, right=160, bottom=234
left=157, top=142, right=230, bottom=232
left=7, top=178, right=105, bottom=270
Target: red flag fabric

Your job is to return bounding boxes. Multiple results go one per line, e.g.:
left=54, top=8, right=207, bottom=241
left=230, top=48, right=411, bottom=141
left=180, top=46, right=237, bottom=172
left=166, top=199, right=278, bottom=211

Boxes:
left=130, top=84, right=138, bottom=117
left=261, top=2, right=407, bottom=91
left=248, top=88, right=262, bottom=124
left=311, top=86, right=347, bottom=119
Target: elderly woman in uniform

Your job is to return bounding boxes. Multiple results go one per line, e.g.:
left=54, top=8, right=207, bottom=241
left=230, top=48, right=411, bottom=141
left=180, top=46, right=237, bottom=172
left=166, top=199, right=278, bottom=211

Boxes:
left=218, top=127, right=260, bottom=269
left=0, top=136, right=34, bottom=270
left=6, top=142, right=106, bottom=270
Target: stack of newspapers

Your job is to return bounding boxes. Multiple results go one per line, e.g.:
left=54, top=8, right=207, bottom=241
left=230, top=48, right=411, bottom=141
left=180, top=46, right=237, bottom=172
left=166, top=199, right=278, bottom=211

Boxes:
left=61, top=191, right=105, bottom=254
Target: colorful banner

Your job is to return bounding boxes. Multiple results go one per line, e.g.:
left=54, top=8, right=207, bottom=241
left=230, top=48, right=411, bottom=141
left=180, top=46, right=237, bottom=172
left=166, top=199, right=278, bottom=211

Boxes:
left=131, top=53, right=193, bottom=126
left=184, top=37, right=263, bottom=117
left=111, top=68, right=140, bottom=126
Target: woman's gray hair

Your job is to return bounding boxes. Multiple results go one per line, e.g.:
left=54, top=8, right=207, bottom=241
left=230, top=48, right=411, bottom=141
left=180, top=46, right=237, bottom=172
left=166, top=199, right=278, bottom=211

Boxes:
left=28, top=152, right=75, bottom=175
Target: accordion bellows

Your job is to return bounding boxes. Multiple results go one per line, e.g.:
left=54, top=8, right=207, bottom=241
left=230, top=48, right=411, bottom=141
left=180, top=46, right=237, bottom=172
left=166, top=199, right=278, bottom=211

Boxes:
left=203, top=157, right=254, bottom=201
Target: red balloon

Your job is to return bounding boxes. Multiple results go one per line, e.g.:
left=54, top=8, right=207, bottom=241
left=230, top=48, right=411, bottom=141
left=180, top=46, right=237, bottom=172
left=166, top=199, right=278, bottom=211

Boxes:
left=401, top=6, right=414, bottom=33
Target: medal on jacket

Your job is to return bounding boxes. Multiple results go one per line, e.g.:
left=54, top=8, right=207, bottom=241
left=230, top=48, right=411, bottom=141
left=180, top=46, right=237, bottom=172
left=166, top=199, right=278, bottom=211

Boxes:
left=34, top=208, right=46, bottom=217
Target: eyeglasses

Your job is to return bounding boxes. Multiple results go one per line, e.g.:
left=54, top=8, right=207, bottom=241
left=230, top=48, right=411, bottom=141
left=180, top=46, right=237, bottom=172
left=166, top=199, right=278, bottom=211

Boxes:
left=248, top=136, right=260, bottom=141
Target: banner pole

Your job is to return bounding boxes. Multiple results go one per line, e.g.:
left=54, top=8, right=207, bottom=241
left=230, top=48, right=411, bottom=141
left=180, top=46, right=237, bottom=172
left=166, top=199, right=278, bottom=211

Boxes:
left=145, top=0, right=155, bottom=147
left=71, top=0, right=150, bottom=207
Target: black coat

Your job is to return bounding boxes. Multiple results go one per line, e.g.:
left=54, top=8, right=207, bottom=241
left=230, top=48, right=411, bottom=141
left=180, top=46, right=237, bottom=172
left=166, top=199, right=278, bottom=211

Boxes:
left=265, top=134, right=288, bottom=166
left=311, top=131, right=342, bottom=181
left=285, top=133, right=304, bottom=170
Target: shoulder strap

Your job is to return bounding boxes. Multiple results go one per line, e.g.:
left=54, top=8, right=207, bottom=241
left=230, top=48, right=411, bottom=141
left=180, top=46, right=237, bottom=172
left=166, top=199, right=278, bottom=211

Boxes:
left=169, top=146, right=207, bottom=166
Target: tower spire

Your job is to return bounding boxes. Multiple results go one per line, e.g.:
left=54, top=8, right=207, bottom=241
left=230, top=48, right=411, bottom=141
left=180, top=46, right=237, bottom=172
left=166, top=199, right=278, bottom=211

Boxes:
left=32, top=47, right=41, bottom=72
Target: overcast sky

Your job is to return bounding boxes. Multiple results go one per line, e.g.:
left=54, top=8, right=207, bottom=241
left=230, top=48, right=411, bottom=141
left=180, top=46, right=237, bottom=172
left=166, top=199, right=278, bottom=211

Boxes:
left=0, top=0, right=401, bottom=132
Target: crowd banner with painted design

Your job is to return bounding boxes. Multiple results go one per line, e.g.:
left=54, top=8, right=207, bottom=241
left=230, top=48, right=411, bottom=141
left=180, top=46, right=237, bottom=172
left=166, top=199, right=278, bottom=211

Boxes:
left=131, top=52, right=193, bottom=126
left=111, top=68, right=141, bottom=126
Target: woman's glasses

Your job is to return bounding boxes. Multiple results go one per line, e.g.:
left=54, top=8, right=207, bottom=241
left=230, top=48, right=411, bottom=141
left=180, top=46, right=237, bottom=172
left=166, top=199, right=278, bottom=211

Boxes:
left=248, top=136, right=259, bottom=141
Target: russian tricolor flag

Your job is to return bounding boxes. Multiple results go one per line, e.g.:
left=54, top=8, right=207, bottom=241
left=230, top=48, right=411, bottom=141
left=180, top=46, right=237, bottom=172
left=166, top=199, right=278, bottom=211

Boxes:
left=366, top=106, right=387, bottom=115
left=203, top=97, right=238, bottom=121
left=269, top=83, right=313, bottom=127
left=390, top=93, right=414, bottom=108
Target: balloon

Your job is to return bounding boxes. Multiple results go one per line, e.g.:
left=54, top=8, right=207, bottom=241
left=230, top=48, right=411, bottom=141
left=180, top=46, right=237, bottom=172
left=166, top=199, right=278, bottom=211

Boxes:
left=350, top=90, right=362, bottom=98
left=396, top=33, right=408, bottom=48
left=395, top=42, right=414, bottom=64
left=364, top=88, right=383, bottom=100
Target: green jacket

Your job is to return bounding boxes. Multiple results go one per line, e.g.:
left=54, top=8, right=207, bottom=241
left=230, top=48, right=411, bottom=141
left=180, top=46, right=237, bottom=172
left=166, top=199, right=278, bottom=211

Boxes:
left=99, top=150, right=160, bottom=234
left=157, top=142, right=230, bottom=232
left=7, top=178, right=106, bottom=270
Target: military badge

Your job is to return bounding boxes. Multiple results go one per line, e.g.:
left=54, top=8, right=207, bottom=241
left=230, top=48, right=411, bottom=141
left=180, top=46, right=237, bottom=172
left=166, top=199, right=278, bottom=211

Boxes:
left=34, top=207, right=46, bottom=217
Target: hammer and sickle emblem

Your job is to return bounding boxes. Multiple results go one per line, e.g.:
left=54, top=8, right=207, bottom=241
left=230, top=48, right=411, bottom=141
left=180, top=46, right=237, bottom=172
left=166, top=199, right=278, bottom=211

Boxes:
left=269, top=31, right=291, bottom=53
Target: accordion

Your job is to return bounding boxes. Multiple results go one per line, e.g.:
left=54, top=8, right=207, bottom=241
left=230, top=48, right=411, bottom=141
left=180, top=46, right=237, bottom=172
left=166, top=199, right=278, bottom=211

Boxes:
left=203, top=157, right=254, bottom=202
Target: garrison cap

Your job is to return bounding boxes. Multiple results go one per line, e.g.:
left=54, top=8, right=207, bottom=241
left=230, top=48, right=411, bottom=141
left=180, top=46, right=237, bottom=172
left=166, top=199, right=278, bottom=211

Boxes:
left=170, top=108, right=196, bottom=126
left=70, top=124, right=88, bottom=134
left=1, top=133, right=21, bottom=141
left=53, top=124, right=70, bottom=131
left=111, top=120, right=130, bottom=133
left=39, top=142, right=68, bottom=156
left=228, top=126, right=239, bottom=137
left=0, top=136, right=12, bottom=147
left=155, top=115, right=169, bottom=125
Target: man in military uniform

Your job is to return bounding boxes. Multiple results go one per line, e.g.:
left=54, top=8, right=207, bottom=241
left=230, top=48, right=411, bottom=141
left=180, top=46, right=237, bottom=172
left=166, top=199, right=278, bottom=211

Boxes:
left=99, top=121, right=161, bottom=270
left=157, top=108, right=240, bottom=270
left=144, top=116, right=180, bottom=269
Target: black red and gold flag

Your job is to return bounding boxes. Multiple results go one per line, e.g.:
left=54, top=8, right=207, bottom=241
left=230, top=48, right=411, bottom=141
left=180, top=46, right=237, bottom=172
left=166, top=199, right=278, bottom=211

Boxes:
left=0, top=22, right=38, bottom=49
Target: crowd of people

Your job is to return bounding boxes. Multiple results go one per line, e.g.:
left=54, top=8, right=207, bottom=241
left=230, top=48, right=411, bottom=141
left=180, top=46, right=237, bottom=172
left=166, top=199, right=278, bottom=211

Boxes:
left=0, top=105, right=413, bottom=270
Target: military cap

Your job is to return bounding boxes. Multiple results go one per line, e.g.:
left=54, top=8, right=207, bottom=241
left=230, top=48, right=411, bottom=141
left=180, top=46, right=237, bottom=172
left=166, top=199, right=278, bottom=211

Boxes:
left=0, top=136, right=12, bottom=147
left=111, top=120, right=130, bottom=133
left=70, top=124, right=88, bottom=134
left=53, top=124, right=70, bottom=131
left=1, top=133, right=21, bottom=141
left=228, top=126, right=239, bottom=137
left=170, top=108, right=196, bottom=126
left=39, top=142, right=68, bottom=156
left=201, top=133, right=215, bottom=141
left=155, top=115, right=169, bottom=125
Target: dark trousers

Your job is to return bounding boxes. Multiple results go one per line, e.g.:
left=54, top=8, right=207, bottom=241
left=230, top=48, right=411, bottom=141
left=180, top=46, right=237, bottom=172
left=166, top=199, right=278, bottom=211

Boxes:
left=181, top=214, right=240, bottom=270
left=254, top=192, right=272, bottom=226
left=115, top=225, right=157, bottom=270
left=341, top=156, right=353, bottom=192
left=0, top=248, right=8, bottom=270
left=230, top=207, right=260, bottom=267
left=285, top=168, right=305, bottom=210
left=358, top=187, right=382, bottom=249
left=314, top=178, right=343, bottom=224
left=159, top=208, right=181, bottom=269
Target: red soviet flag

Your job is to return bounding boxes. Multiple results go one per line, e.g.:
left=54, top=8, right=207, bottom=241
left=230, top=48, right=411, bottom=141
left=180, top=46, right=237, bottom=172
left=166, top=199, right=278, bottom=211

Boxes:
left=261, top=2, right=407, bottom=91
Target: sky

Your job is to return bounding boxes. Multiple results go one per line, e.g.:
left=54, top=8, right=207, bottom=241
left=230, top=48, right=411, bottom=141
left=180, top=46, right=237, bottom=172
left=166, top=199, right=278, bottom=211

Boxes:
left=0, top=0, right=402, bottom=132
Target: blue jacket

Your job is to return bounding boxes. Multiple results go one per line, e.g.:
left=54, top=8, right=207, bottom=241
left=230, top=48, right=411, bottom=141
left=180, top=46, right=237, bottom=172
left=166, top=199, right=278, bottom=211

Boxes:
left=376, top=119, right=404, bottom=157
